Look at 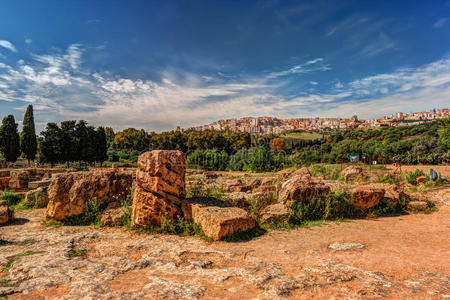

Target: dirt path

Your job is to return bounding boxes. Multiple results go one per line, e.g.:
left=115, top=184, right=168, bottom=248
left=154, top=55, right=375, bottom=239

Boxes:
left=1, top=201, right=449, bottom=299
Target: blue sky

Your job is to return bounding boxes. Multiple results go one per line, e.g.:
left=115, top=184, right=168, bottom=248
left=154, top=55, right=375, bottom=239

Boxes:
left=0, top=0, right=449, bottom=132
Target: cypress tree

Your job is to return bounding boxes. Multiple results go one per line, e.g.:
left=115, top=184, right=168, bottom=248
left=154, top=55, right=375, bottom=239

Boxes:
left=0, top=115, right=21, bottom=163
left=95, top=127, right=108, bottom=166
left=21, top=105, right=37, bottom=165
left=60, top=120, right=77, bottom=168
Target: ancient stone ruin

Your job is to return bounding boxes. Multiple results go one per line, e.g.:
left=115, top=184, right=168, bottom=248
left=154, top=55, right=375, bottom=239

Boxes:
left=46, top=170, right=133, bottom=220
left=131, top=150, right=256, bottom=240
left=131, top=150, right=186, bottom=226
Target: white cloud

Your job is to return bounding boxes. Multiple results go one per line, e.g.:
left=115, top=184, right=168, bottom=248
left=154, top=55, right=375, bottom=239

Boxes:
left=380, top=87, right=389, bottom=94
left=1, top=43, right=449, bottom=131
left=25, top=39, right=32, bottom=44
left=0, top=40, right=17, bottom=52
left=309, top=81, right=318, bottom=85
left=335, top=81, right=343, bottom=88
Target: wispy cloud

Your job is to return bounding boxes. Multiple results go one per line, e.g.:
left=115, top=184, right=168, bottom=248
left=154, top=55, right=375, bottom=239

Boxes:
left=0, top=40, right=17, bottom=52
left=266, top=58, right=330, bottom=79
left=433, top=18, right=448, bottom=28
left=86, top=19, right=101, bottom=24
left=0, top=43, right=449, bottom=130
left=358, top=33, right=395, bottom=57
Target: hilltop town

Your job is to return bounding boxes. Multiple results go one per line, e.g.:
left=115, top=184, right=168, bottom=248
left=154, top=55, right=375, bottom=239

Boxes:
left=183, top=108, right=450, bottom=134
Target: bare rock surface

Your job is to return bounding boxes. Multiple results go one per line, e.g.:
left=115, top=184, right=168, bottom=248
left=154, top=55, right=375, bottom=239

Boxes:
left=329, top=242, right=365, bottom=251
left=132, top=150, right=186, bottom=226
left=1, top=204, right=449, bottom=299
left=46, top=171, right=133, bottom=220
left=182, top=197, right=256, bottom=240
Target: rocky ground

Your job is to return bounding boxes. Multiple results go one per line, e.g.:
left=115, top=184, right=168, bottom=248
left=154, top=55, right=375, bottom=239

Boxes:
left=1, top=187, right=449, bottom=299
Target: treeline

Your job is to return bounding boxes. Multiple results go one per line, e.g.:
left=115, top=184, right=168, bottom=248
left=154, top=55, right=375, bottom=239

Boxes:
left=0, top=106, right=108, bottom=167
left=39, top=120, right=108, bottom=167
left=1, top=106, right=449, bottom=171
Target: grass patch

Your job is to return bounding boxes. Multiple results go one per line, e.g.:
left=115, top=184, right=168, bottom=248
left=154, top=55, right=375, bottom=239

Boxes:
left=0, top=190, right=22, bottom=206
left=377, top=173, right=401, bottom=184
left=0, top=239, right=36, bottom=247
left=68, top=249, right=87, bottom=257
left=2, top=251, right=45, bottom=271
left=134, top=217, right=211, bottom=241
left=290, top=190, right=359, bottom=224
left=309, top=164, right=343, bottom=180
left=405, top=169, right=425, bottom=185
left=41, top=219, right=62, bottom=228
left=62, top=200, right=106, bottom=226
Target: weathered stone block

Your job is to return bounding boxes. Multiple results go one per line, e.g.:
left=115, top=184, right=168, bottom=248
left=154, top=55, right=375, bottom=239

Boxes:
left=182, top=197, right=255, bottom=241
left=46, top=171, right=132, bottom=220
left=132, top=150, right=186, bottom=227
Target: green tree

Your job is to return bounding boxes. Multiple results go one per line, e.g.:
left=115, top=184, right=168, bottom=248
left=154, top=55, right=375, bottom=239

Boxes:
left=114, top=128, right=150, bottom=152
left=39, top=123, right=62, bottom=167
left=104, top=127, right=115, bottom=148
left=95, top=127, right=108, bottom=166
left=74, top=120, right=91, bottom=165
left=60, top=120, right=77, bottom=167
left=0, top=115, right=21, bottom=163
left=20, top=105, right=37, bottom=165
left=440, top=117, right=450, bottom=151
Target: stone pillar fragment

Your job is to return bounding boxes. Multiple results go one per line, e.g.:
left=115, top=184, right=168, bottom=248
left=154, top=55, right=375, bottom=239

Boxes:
left=131, top=150, right=186, bottom=226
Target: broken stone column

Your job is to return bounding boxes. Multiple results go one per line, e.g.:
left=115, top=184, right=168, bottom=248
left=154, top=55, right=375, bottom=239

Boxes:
left=131, top=150, right=186, bottom=226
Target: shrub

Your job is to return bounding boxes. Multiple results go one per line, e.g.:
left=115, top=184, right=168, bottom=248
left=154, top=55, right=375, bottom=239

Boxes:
left=377, top=174, right=400, bottom=184
left=405, top=169, right=425, bottom=185
left=62, top=199, right=105, bottom=226
left=0, top=191, right=22, bottom=206
left=290, top=190, right=358, bottom=223
left=121, top=193, right=133, bottom=230
left=228, top=148, right=249, bottom=171
left=117, top=151, right=130, bottom=159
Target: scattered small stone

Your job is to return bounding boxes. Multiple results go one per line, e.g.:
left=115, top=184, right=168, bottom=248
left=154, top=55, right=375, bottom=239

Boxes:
left=328, top=242, right=365, bottom=251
